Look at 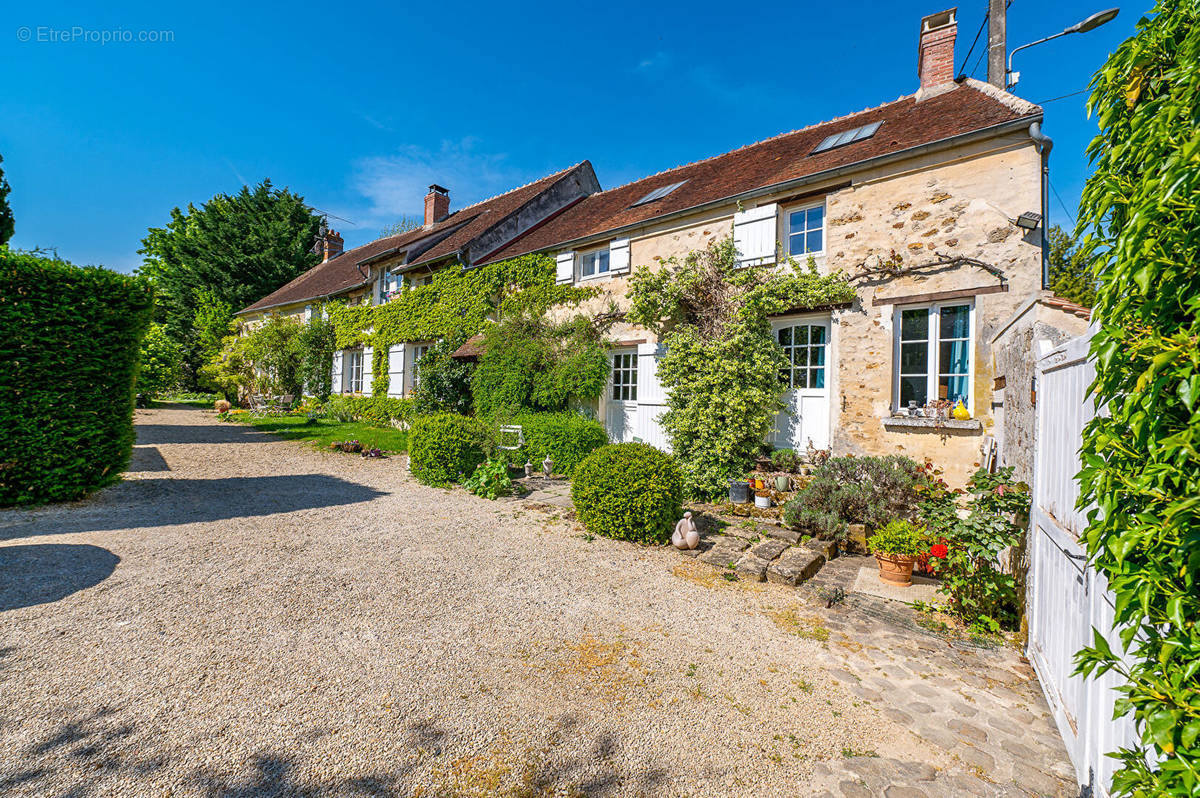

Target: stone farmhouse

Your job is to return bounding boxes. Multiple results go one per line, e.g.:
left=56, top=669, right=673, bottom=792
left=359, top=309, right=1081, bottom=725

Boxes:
left=238, top=8, right=1087, bottom=485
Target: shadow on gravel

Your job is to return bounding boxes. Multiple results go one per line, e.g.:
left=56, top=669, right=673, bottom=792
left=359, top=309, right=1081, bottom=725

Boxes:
left=0, top=475, right=386, bottom=541
left=134, top=422, right=278, bottom=446
left=0, top=544, right=119, bottom=610
left=128, top=446, right=171, bottom=473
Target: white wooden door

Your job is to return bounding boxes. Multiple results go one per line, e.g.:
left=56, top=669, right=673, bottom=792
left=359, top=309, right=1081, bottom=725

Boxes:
left=605, top=348, right=639, bottom=443
left=771, top=317, right=831, bottom=451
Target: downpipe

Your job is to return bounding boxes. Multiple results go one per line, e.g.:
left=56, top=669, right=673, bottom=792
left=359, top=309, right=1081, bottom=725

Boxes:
left=1029, top=121, right=1054, bottom=290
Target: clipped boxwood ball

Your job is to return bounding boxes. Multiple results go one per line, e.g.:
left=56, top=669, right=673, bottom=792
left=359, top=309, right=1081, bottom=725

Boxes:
left=408, top=413, right=486, bottom=486
left=571, top=443, right=684, bottom=544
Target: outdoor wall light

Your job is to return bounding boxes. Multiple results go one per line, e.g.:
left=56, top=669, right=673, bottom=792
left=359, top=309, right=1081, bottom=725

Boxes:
left=1016, top=211, right=1043, bottom=230
left=1007, top=8, right=1120, bottom=88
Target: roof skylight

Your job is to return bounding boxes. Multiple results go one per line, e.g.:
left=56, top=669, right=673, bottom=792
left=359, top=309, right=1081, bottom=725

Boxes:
left=811, top=121, right=882, bottom=154
left=631, top=180, right=688, bottom=207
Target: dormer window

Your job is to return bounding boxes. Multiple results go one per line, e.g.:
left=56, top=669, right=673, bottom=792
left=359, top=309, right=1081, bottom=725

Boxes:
left=579, top=248, right=610, bottom=279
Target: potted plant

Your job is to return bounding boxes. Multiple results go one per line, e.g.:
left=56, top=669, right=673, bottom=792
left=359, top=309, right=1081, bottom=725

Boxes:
left=774, top=474, right=790, bottom=492
left=754, top=490, right=772, bottom=509
left=866, top=519, right=927, bottom=587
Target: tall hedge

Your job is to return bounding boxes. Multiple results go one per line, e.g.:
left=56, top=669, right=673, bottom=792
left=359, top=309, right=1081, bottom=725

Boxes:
left=0, top=251, right=154, bottom=505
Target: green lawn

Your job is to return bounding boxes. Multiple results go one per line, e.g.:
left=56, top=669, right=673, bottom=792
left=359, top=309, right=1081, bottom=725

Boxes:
left=226, top=413, right=408, bottom=452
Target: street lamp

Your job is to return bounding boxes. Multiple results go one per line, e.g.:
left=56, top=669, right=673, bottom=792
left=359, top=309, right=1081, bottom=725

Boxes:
left=1007, top=8, right=1120, bottom=88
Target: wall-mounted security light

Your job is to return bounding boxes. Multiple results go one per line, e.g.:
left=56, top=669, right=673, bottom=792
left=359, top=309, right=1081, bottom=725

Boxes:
left=1016, top=211, right=1043, bottom=230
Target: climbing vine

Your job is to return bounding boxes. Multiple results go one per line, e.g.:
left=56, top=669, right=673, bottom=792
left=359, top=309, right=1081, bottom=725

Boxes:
left=327, top=253, right=596, bottom=351
left=627, top=236, right=857, bottom=499
left=1073, top=3, right=1200, bottom=796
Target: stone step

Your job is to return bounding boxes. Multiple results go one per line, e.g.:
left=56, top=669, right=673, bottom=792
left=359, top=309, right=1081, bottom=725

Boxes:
left=766, top=546, right=826, bottom=586
left=749, top=538, right=790, bottom=562
left=734, top=553, right=770, bottom=582
left=698, top=536, right=750, bottom=569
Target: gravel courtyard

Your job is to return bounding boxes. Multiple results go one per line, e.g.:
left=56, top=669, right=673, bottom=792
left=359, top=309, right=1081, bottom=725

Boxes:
left=0, top=406, right=1075, bottom=797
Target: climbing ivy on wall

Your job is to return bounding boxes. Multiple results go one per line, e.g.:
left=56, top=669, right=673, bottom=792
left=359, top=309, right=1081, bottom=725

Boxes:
left=328, top=253, right=595, bottom=352
left=1073, top=3, right=1200, bottom=796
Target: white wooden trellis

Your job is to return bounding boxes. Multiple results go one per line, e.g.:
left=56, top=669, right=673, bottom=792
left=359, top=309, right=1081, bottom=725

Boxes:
left=1027, top=332, right=1139, bottom=797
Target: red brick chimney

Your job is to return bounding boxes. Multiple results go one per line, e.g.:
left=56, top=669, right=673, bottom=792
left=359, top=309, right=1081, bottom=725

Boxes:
left=918, top=8, right=958, bottom=93
left=424, top=184, right=450, bottom=226
left=322, top=230, right=344, bottom=262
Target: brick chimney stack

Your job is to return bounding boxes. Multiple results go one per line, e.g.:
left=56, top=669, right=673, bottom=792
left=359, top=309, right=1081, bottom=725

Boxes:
left=424, top=184, right=450, bottom=226
left=918, top=8, right=958, bottom=93
left=322, top=230, right=344, bottom=262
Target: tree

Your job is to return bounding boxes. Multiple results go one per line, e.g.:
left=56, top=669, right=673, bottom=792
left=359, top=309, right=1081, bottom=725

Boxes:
left=139, top=180, right=322, bottom=386
left=137, top=323, right=183, bottom=396
left=0, top=153, right=14, bottom=247
left=627, top=237, right=856, bottom=499
left=379, top=215, right=423, bottom=238
left=412, top=339, right=474, bottom=415
left=1046, top=225, right=1096, bottom=307
left=192, top=289, right=235, bottom=379
left=1073, top=3, right=1200, bottom=795
left=297, top=312, right=336, bottom=401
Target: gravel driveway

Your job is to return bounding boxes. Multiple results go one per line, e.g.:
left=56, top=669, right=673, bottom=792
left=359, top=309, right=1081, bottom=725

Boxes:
left=0, top=406, right=1073, bottom=797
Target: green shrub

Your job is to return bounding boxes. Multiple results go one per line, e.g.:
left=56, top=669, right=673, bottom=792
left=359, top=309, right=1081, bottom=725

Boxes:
left=571, top=443, right=684, bottom=544
left=0, top=250, right=154, bottom=505
left=513, top=412, right=608, bottom=477
left=321, top=395, right=414, bottom=427
left=463, top=457, right=513, bottom=500
left=408, top=413, right=487, bottom=486
left=782, top=455, right=929, bottom=537
left=866, top=519, right=927, bottom=557
left=770, top=448, right=800, bottom=472
left=412, top=339, right=474, bottom=415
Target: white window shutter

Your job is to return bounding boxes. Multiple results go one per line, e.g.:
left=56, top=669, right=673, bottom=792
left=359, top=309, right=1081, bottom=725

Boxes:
left=331, top=350, right=343, bottom=394
left=362, top=346, right=373, bottom=392
left=388, top=345, right=405, bottom=397
left=733, top=203, right=778, bottom=267
left=556, top=251, right=575, bottom=285
left=609, top=238, right=631, bottom=275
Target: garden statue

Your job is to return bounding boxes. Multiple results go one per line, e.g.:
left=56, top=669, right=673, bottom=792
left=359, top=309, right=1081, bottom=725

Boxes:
left=524, top=460, right=533, bottom=478
left=672, top=511, right=700, bottom=550
left=542, top=455, right=554, bottom=478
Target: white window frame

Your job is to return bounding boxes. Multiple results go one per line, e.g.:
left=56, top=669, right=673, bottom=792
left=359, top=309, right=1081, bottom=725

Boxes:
left=776, top=319, right=829, bottom=391
left=380, top=269, right=402, bottom=303
left=408, top=341, right=433, bottom=392
left=577, top=247, right=611, bottom=281
left=345, top=349, right=364, bottom=394
left=784, top=201, right=825, bottom=260
left=610, top=349, right=638, bottom=402
left=891, top=300, right=975, bottom=411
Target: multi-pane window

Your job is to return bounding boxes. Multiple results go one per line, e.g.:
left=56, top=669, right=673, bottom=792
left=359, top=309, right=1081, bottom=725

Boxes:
left=778, top=324, right=827, bottom=389
left=381, top=270, right=401, bottom=302
left=346, top=350, right=364, bottom=394
left=579, top=249, right=610, bottom=279
left=786, top=205, right=824, bottom=257
left=410, top=343, right=431, bottom=389
left=611, top=351, right=638, bottom=401
left=896, top=303, right=972, bottom=408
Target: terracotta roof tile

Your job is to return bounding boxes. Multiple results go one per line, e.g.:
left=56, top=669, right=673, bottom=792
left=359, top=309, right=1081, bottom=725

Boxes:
left=239, top=163, right=590, bottom=314
left=482, top=81, right=1041, bottom=264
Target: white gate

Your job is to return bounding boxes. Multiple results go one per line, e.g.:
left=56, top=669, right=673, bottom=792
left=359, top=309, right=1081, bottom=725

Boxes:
left=1027, top=333, right=1138, bottom=797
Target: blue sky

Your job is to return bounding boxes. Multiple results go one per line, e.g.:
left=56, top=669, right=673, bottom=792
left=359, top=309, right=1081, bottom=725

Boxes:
left=1, top=0, right=1137, bottom=273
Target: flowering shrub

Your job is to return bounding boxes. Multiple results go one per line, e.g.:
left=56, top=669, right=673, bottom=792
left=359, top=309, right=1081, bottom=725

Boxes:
left=921, top=467, right=1030, bottom=633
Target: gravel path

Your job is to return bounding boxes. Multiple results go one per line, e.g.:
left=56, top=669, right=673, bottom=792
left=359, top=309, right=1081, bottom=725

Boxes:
left=0, top=406, right=1073, bottom=797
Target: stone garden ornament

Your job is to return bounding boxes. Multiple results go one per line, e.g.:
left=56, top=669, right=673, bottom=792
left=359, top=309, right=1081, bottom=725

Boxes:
left=672, top=511, right=700, bottom=550
left=542, top=455, right=554, bottom=478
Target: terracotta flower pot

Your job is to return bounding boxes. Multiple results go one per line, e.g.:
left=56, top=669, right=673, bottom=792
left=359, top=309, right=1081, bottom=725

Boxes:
left=875, top=552, right=918, bottom=586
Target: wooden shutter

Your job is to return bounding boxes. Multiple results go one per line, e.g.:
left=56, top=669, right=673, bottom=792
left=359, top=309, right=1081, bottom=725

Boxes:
left=556, top=251, right=575, bottom=285
left=635, top=342, right=670, bottom=451
left=362, top=346, right=373, bottom=393
left=733, top=203, right=778, bottom=267
left=331, top=350, right=343, bottom=394
left=609, top=238, right=631, bottom=275
left=388, top=345, right=405, bottom=397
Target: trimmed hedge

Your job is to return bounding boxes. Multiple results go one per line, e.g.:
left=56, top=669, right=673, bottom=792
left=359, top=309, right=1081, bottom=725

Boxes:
left=322, top=395, right=415, bottom=427
left=514, top=412, right=607, bottom=477
left=571, top=443, right=684, bottom=544
left=0, top=250, right=154, bottom=505
left=408, top=413, right=487, bottom=486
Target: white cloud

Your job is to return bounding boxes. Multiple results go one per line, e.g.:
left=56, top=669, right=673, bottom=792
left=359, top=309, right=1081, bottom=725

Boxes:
left=635, top=51, right=672, bottom=72
left=344, top=139, right=524, bottom=232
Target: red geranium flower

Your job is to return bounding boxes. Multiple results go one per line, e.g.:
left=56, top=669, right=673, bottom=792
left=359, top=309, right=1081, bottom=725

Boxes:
left=930, top=543, right=949, bottom=559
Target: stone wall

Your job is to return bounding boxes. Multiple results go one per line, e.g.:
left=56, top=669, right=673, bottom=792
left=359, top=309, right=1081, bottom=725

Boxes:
left=990, top=302, right=1090, bottom=485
